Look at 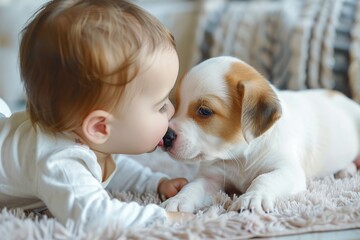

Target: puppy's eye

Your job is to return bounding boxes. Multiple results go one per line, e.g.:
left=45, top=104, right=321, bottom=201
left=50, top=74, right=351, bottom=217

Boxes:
left=197, top=106, right=213, bottom=118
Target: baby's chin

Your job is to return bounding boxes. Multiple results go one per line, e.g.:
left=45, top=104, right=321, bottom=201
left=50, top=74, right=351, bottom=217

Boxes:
left=144, top=139, right=164, bottom=153
left=147, top=146, right=157, bottom=153
left=144, top=139, right=165, bottom=153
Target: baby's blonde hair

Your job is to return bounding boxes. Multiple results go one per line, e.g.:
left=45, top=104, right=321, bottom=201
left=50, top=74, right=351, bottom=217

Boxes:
left=20, top=0, right=175, bottom=132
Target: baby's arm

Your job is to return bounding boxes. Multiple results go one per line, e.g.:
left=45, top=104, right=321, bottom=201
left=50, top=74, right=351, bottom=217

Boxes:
left=36, top=154, right=171, bottom=232
left=166, top=211, right=195, bottom=222
left=108, top=155, right=178, bottom=195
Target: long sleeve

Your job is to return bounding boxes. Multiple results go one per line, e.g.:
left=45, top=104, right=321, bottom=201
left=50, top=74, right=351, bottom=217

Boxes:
left=106, top=154, right=169, bottom=194
left=35, top=149, right=167, bottom=231
left=0, top=112, right=168, bottom=231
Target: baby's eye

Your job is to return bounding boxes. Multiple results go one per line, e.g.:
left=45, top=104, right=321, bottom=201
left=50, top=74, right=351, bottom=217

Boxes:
left=159, top=103, right=168, bottom=113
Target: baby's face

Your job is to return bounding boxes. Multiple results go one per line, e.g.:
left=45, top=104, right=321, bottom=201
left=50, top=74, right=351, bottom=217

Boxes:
left=108, top=49, right=179, bottom=154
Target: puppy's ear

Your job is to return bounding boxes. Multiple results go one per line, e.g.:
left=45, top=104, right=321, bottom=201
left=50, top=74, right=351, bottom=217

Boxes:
left=238, top=79, right=282, bottom=143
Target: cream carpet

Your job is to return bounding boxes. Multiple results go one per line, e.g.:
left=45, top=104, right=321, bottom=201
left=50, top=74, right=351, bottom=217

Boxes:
left=1, top=151, right=360, bottom=239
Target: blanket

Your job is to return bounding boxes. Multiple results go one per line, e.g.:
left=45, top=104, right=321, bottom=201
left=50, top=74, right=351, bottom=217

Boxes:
left=1, top=150, right=360, bottom=239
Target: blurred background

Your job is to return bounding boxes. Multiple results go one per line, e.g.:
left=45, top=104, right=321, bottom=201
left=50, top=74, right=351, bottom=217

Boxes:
left=0, top=0, right=359, bottom=112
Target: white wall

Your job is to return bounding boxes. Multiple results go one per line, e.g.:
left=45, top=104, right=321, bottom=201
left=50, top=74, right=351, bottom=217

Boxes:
left=138, top=0, right=201, bottom=77
left=0, top=0, right=49, bottom=111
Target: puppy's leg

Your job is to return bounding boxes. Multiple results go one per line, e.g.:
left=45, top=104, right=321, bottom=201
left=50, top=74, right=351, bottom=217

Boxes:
left=229, top=163, right=306, bottom=213
left=161, top=177, right=222, bottom=213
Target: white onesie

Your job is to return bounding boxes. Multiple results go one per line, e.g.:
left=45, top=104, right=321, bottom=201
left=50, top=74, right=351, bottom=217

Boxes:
left=0, top=102, right=168, bottom=231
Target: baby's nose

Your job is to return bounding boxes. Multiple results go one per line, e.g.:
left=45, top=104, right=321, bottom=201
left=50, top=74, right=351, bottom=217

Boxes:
left=163, top=128, right=177, bottom=149
left=167, top=102, right=175, bottom=120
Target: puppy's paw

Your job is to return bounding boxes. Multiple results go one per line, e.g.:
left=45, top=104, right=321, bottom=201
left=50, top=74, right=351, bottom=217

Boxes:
left=161, top=195, right=196, bottom=213
left=228, top=191, right=274, bottom=213
left=335, top=162, right=357, bottom=179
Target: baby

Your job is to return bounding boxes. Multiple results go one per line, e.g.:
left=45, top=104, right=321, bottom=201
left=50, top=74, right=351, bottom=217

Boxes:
left=0, top=0, right=192, bottom=232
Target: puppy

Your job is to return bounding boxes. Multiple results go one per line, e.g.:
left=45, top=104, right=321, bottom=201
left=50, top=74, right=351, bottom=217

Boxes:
left=160, top=56, right=360, bottom=213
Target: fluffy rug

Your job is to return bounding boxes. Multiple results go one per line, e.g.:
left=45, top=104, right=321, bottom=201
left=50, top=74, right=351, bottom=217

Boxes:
left=1, top=151, right=360, bottom=239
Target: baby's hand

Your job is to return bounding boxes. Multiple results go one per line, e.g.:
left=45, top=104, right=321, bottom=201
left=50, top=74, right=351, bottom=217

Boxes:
left=166, top=211, right=195, bottom=223
left=158, top=178, right=188, bottom=200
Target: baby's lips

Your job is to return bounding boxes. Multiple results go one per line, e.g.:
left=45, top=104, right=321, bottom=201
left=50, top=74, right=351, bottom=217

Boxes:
left=157, top=139, right=164, bottom=147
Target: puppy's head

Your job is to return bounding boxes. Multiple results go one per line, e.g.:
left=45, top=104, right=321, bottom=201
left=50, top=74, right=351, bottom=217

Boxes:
left=163, top=56, right=281, bottom=163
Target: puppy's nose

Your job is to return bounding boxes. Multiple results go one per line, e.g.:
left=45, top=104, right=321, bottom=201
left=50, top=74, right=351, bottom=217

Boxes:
left=163, top=128, right=177, bottom=149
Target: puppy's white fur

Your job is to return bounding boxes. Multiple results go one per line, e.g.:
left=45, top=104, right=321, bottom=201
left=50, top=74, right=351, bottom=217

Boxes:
left=162, top=56, right=360, bottom=213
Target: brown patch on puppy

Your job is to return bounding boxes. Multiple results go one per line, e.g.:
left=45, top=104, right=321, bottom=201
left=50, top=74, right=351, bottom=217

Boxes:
left=172, top=72, right=187, bottom=109
left=187, top=94, right=242, bottom=143
left=225, top=62, right=282, bottom=142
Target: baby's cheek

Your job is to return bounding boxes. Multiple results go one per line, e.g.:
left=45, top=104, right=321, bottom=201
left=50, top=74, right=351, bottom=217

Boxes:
left=158, top=124, right=169, bottom=141
left=159, top=116, right=170, bottom=131
left=148, top=120, right=168, bottom=145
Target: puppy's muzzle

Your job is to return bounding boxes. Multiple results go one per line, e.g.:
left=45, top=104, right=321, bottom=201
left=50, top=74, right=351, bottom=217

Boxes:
left=163, top=128, right=177, bottom=149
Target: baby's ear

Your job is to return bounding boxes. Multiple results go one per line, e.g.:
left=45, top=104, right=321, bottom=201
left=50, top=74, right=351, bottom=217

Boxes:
left=82, top=110, right=112, bottom=145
